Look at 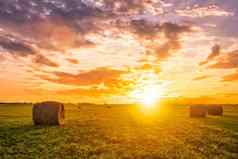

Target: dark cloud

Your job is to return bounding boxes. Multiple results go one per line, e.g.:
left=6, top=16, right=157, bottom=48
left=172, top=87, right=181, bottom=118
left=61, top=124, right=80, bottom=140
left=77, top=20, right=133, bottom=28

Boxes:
left=155, top=23, right=191, bottom=60
left=0, top=1, right=190, bottom=52
left=0, top=0, right=163, bottom=41
left=0, top=0, right=193, bottom=71
left=0, top=0, right=105, bottom=53
left=0, top=0, right=153, bottom=24
left=130, top=18, right=191, bottom=38
left=140, top=22, right=191, bottom=61
left=0, top=20, right=97, bottom=67
left=160, top=22, right=191, bottom=40
left=0, top=32, right=35, bottom=56
left=130, top=18, right=160, bottom=37
left=0, top=0, right=104, bottom=23
left=0, top=31, right=59, bottom=67
left=129, top=18, right=192, bottom=60
left=200, top=44, right=220, bottom=65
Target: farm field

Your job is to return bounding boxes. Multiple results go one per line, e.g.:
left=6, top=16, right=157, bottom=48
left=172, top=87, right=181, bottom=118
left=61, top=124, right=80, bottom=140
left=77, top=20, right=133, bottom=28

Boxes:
left=0, top=104, right=238, bottom=159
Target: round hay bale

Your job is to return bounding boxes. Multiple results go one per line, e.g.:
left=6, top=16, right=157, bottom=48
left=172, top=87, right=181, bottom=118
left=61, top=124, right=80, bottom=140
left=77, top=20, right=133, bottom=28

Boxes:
left=32, top=101, right=65, bottom=125
left=190, top=105, right=207, bottom=118
left=207, top=106, right=223, bottom=116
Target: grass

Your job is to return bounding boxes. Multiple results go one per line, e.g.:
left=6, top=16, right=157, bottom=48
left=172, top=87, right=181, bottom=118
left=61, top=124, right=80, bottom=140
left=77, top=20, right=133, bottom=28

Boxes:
left=0, top=104, right=238, bottom=159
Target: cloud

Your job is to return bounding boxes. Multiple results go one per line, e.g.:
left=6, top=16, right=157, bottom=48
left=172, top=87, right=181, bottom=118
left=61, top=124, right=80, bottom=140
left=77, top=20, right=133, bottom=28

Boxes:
left=17, top=19, right=96, bottom=52
left=199, top=45, right=238, bottom=70
left=0, top=54, right=5, bottom=62
left=55, top=86, right=120, bottom=97
left=222, top=70, right=238, bottom=82
left=152, top=40, right=179, bottom=60
left=140, top=22, right=192, bottom=61
left=0, top=32, right=35, bottom=57
left=130, top=19, right=191, bottom=39
left=0, top=1, right=191, bottom=63
left=100, top=0, right=146, bottom=12
left=193, top=75, right=210, bottom=81
left=129, top=17, right=192, bottom=61
left=208, top=50, right=238, bottom=69
left=0, top=0, right=104, bottom=23
left=130, top=18, right=160, bottom=37
left=200, top=44, right=220, bottom=65
left=38, top=67, right=128, bottom=86
left=0, top=1, right=158, bottom=54
left=0, top=1, right=104, bottom=54
left=0, top=31, right=60, bottom=67
left=66, top=58, right=79, bottom=64
left=176, top=5, right=234, bottom=18
left=0, top=0, right=158, bottom=24
left=155, top=23, right=191, bottom=60
left=33, top=54, right=59, bottom=67
left=160, top=22, right=191, bottom=40
left=135, top=63, right=161, bottom=73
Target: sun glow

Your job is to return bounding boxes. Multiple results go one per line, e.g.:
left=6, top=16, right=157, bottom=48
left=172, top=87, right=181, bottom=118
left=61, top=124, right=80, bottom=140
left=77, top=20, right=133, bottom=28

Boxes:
left=129, top=71, right=166, bottom=108
left=141, top=86, right=162, bottom=106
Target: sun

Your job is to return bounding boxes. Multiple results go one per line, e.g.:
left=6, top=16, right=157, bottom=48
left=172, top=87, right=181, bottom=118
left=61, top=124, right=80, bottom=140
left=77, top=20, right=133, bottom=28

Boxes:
left=141, top=86, right=161, bottom=106
left=129, top=71, right=166, bottom=108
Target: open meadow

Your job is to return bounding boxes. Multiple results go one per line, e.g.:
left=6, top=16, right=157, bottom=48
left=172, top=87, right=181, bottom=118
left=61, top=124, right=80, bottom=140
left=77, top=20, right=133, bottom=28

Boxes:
left=0, top=104, right=238, bottom=159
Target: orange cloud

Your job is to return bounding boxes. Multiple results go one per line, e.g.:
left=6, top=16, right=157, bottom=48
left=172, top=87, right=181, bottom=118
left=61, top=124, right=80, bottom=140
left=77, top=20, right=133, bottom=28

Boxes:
left=66, top=58, right=79, bottom=64
left=26, top=86, right=118, bottom=98
left=35, top=67, right=135, bottom=98
left=222, top=70, right=238, bottom=82
left=152, top=40, right=180, bottom=60
left=208, top=50, right=238, bottom=69
left=55, top=86, right=124, bottom=97
left=38, top=67, right=128, bottom=86
left=198, top=45, right=238, bottom=70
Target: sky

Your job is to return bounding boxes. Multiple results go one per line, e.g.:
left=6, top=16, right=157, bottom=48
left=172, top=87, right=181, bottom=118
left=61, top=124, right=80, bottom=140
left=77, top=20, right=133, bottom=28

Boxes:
left=0, top=0, right=238, bottom=104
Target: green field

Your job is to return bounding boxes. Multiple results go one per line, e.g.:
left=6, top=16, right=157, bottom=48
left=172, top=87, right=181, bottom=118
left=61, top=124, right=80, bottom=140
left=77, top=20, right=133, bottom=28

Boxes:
left=0, top=104, right=238, bottom=159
